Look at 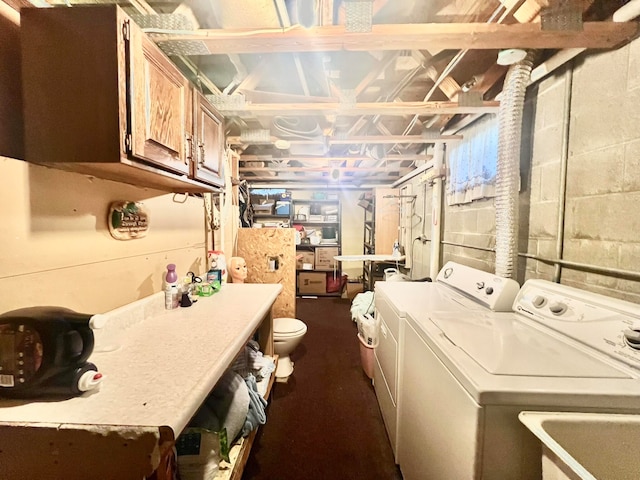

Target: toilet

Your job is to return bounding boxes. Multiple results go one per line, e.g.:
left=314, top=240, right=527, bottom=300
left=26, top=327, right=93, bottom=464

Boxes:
left=273, top=317, right=307, bottom=379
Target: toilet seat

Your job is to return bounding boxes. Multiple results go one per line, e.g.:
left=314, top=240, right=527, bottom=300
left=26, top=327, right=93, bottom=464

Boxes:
left=274, top=317, right=307, bottom=337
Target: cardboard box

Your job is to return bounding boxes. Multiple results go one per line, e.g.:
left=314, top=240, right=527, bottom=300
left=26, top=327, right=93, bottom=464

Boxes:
left=298, top=272, right=327, bottom=295
left=275, top=201, right=291, bottom=215
left=253, top=203, right=274, bottom=214
left=296, top=251, right=315, bottom=270
left=315, top=247, right=339, bottom=271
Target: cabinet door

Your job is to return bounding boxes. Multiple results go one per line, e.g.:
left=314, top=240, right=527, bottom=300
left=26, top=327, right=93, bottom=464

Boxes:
left=192, top=91, right=225, bottom=187
left=129, top=28, right=192, bottom=175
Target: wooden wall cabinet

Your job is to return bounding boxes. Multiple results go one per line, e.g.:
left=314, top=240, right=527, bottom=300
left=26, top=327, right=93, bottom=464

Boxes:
left=192, top=90, right=225, bottom=188
left=20, top=5, right=224, bottom=193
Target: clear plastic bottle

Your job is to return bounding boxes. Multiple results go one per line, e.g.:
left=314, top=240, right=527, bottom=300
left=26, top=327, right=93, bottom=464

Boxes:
left=392, top=239, right=401, bottom=259
left=165, top=264, right=179, bottom=310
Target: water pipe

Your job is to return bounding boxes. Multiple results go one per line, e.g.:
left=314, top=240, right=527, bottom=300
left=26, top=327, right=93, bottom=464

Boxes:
left=553, top=65, right=573, bottom=283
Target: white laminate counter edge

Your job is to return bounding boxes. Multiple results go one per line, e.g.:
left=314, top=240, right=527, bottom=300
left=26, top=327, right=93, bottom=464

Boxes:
left=0, top=284, right=282, bottom=437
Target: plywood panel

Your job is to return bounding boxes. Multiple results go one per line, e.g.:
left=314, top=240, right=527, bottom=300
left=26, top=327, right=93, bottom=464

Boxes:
left=236, top=228, right=295, bottom=318
left=0, top=156, right=207, bottom=313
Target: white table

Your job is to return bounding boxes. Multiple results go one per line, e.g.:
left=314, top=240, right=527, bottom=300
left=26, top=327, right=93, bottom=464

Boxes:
left=334, top=254, right=405, bottom=290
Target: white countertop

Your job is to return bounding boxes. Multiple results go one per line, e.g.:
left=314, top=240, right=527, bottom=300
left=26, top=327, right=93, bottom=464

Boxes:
left=0, top=283, right=282, bottom=437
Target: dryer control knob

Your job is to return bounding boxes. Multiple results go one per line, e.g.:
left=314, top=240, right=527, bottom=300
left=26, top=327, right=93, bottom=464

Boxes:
left=485, top=287, right=494, bottom=295
left=549, top=302, right=568, bottom=316
left=532, top=295, right=547, bottom=308
left=624, top=329, right=640, bottom=349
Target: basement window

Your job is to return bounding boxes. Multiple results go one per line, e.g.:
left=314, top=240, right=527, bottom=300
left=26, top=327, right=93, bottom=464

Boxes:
left=446, top=114, right=498, bottom=205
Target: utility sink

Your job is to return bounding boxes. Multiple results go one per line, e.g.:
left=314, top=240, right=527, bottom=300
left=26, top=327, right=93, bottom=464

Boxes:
left=519, top=411, right=640, bottom=480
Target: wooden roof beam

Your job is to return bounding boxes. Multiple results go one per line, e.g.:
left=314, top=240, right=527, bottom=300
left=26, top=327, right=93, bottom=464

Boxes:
left=240, top=154, right=433, bottom=162
left=240, top=166, right=411, bottom=173
left=229, top=135, right=462, bottom=146
left=221, top=101, right=498, bottom=117
left=151, top=22, right=638, bottom=54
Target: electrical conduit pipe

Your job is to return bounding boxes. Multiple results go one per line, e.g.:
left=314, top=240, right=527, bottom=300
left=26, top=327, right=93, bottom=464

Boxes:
left=495, top=51, right=536, bottom=278
left=430, top=143, right=445, bottom=280
left=613, top=0, right=640, bottom=22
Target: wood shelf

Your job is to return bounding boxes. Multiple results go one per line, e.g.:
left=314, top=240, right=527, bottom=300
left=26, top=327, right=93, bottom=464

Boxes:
left=296, top=243, right=339, bottom=248
left=217, top=355, right=279, bottom=480
left=293, top=220, right=340, bottom=225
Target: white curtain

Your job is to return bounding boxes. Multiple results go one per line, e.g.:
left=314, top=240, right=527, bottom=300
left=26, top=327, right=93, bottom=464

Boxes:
left=446, top=114, right=499, bottom=205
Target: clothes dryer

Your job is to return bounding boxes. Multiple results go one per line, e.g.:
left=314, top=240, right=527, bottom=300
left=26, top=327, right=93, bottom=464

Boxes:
left=373, top=262, right=520, bottom=459
left=398, top=279, right=640, bottom=480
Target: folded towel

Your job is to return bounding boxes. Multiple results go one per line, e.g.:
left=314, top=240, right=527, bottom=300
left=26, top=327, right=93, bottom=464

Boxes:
left=190, top=369, right=250, bottom=445
left=232, top=341, right=275, bottom=380
left=242, top=374, right=268, bottom=437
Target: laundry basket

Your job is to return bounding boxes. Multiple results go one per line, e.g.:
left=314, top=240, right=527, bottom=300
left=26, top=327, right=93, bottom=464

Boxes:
left=356, top=313, right=379, bottom=380
left=357, top=332, right=377, bottom=379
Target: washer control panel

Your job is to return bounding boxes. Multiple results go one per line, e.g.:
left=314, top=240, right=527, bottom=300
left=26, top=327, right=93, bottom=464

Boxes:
left=436, top=261, right=520, bottom=312
left=514, top=279, right=640, bottom=370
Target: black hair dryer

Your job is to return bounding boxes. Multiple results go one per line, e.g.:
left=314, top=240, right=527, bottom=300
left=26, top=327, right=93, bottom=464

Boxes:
left=0, top=306, right=103, bottom=398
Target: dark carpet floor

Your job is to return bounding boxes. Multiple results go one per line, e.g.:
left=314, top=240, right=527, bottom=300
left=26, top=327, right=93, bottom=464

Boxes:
left=243, top=297, right=402, bottom=480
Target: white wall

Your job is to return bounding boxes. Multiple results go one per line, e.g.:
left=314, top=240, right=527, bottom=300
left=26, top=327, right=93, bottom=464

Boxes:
left=0, top=156, right=208, bottom=314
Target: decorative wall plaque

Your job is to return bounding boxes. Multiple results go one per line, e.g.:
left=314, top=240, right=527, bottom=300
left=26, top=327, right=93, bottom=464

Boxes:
left=108, top=201, right=149, bottom=240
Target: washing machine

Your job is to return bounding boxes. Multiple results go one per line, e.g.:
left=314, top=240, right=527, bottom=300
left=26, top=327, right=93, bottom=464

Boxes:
left=398, top=278, right=640, bottom=480
left=373, top=262, right=520, bottom=460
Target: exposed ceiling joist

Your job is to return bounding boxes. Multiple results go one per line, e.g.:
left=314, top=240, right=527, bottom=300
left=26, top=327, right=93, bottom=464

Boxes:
left=150, top=22, right=637, bottom=54
left=240, top=166, right=411, bottom=173
left=239, top=154, right=433, bottom=162
left=220, top=101, right=499, bottom=116
left=228, top=135, right=461, bottom=146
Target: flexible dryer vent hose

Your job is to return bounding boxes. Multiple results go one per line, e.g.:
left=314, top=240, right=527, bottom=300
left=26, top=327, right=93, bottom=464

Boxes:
left=495, top=51, right=537, bottom=278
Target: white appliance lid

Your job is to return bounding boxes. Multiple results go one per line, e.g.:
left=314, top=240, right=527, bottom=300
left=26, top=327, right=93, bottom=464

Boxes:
left=430, top=312, right=630, bottom=378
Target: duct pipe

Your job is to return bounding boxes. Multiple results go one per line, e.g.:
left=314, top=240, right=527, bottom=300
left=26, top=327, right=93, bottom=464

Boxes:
left=495, top=51, right=536, bottom=278
left=429, top=143, right=445, bottom=279
left=614, top=0, right=640, bottom=22
left=553, top=65, right=573, bottom=283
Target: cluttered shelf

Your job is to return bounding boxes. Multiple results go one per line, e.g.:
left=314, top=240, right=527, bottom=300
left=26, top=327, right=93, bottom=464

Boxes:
left=213, top=354, right=278, bottom=480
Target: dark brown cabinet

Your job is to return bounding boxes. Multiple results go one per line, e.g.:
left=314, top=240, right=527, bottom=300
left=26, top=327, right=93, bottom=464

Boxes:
left=192, top=90, right=225, bottom=188
left=20, top=5, right=223, bottom=193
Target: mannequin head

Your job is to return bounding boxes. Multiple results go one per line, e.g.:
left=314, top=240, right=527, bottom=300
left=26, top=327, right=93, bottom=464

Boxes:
left=229, top=256, right=248, bottom=283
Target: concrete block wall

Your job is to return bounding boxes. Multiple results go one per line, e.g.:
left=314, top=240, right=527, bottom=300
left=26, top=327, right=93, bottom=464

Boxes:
left=525, top=42, right=640, bottom=303
left=401, top=38, right=640, bottom=303
left=441, top=199, right=496, bottom=272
